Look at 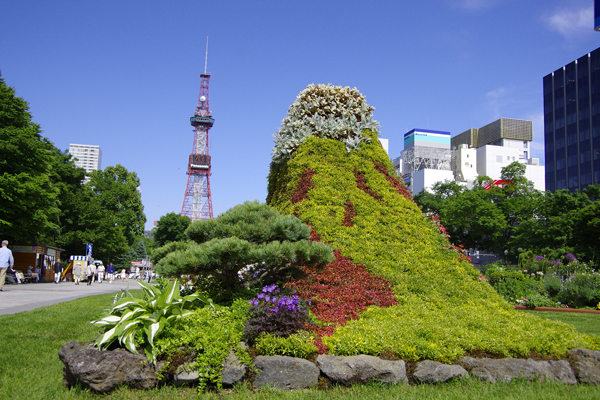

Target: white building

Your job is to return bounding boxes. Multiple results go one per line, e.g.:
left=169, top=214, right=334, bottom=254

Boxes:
left=452, top=118, right=545, bottom=191
left=393, top=118, right=546, bottom=194
left=68, top=144, right=102, bottom=175
left=397, top=129, right=454, bottom=194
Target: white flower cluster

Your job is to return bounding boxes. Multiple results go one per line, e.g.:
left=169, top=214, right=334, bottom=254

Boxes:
left=271, top=84, right=380, bottom=163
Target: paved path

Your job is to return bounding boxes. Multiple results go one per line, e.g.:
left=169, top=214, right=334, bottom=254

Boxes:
left=0, top=279, right=146, bottom=316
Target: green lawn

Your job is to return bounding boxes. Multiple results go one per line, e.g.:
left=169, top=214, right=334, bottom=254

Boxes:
left=519, top=310, right=600, bottom=337
left=1, top=294, right=599, bottom=399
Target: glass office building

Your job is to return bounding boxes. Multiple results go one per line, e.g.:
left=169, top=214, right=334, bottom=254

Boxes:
left=543, top=47, right=600, bottom=192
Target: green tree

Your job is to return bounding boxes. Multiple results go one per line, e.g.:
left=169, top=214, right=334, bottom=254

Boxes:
left=154, top=201, right=334, bottom=299
left=135, top=240, right=147, bottom=260
left=514, top=184, right=600, bottom=264
left=414, top=162, right=541, bottom=258
left=439, top=187, right=507, bottom=252
left=0, top=75, right=60, bottom=242
left=87, top=164, right=146, bottom=246
left=153, top=212, right=191, bottom=248
left=413, top=180, right=465, bottom=215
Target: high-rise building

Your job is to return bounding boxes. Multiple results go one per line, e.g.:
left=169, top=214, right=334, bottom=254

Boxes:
left=543, top=47, right=600, bottom=193
left=392, top=118, right=544, bottom=194
left=398, top=129, right=454, bottom=194
left=68, top=144, right=102, bottom=174
left=452, top=118, right=544, bottom=191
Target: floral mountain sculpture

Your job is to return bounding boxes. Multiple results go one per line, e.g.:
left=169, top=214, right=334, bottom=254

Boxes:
left=267, top=84, right=597, bottom=362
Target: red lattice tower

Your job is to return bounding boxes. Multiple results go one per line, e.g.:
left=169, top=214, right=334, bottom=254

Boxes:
left=181, top=72, right=214, bottom=221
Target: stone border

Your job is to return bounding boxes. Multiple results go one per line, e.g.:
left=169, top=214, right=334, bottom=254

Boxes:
left=60, top=343, right=600, bottom=392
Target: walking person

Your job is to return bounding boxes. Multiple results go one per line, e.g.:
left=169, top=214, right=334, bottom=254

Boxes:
left=106, top=262, right=115, bottom=283
left=97, top=263, right=105, bottom=284
left=0, top=240, right=15, bottom=292
left=53, top=260, right=63, bottom=284
left=120, top=268, right=127, bottom=282
left=73, top=261, right=83, bottom=285
left=86, top=262, right=96, bottom=285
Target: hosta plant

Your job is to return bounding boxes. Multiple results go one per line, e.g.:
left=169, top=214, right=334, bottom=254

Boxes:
left=91, top=280, right=213, bottom=363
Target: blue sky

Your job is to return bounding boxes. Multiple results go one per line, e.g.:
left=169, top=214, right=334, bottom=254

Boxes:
left=1, top=0, right=599, bottom=230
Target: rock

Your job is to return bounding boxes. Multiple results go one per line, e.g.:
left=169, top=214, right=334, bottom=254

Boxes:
left=58, top=340, right=159, bottom=393
left=459, top=357, right=577, bottom=384
left=317, top=354, right=407, bottom=385
left=222, top=348, right=248, bottom=387
left=568, top=348, right=600, bottom=385
left=253, top=355, right=319, bottom=390
left=173, top=364, right=200, bottom=386
left=413, top=361, right=467, bottom=383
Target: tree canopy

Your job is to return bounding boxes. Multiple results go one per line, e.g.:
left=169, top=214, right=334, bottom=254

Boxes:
left=87, top=164, right=146, bottom=246
left=0, top=74, right=145, bottom=263
left=0, top=75, right=61, bottom=242
left=153, top=212, right=191, bottom=248
left=154, top=201, right=334, bottom=298
left=415, top=162, right=600, bottom=264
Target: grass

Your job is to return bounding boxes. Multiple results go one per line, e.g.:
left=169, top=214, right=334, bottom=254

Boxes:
left=519, top=310, right=600, bottom=337
left=1, top=294, right=599, bottom=399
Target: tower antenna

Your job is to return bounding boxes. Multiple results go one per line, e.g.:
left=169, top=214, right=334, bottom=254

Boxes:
left=181, top=59, right=215, bottom=221
left=204, top=37, right=209, bottom=74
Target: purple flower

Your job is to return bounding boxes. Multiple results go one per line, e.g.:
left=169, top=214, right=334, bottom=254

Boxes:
left=566, top=253, right=577, bottom=262
left=535, top=256, right=544, bottom=261
left=271, top=306, right=279, bottom=313
left=553, top=260, right=560, bottom=266
left=265, top=295, right=270, bottom=302
left=257, top=293, right=265, bottom=299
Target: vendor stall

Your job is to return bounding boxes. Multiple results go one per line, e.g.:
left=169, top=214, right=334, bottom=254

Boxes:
left=9, top=244, right=64, bottom=282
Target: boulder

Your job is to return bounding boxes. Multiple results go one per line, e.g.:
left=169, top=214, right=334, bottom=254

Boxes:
left=173, top=364, right=200, bottom=386
left=413, top=361, right=467, bottom=384
left=222, top=348, right=248, bottom=387
left=568, top=348, right=600, bottom=385
left=253, top=355, right=319, bottom=390
left=58, top=341, right=159, bottom=393
left=317, top=354, right=407, bottom=385
left=459, top=357, right=577, bottom=384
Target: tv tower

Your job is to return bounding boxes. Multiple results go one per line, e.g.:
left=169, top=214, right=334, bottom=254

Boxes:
left=181, top=38, right=214, bottom=221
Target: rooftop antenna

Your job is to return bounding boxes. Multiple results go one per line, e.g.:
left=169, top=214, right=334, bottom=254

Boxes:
left=204, top=37, right=209, bottom=74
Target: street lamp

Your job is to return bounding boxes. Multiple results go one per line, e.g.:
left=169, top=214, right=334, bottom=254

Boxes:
left=504, top=249, right=509, bottom=266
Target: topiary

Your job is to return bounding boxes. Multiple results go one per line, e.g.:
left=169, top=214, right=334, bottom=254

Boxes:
left=266, top=84, right=598, bottom=361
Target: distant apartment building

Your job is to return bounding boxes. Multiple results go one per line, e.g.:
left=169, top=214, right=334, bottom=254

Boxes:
left=393, top=118, right=545, bottom=194
left=68, top=144, right=102, bottom=175
left=543, top=47, right=600, bottom=193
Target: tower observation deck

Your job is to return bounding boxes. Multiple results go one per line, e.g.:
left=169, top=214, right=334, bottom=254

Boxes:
left=181, top=73, right=214, bottom=221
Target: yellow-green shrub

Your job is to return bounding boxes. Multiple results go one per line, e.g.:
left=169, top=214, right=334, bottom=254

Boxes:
left=267, top=130, right=598, bottom=361
left=255, top=332, right=318, bottom=358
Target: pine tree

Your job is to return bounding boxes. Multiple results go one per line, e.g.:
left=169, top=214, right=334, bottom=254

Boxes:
left=154, top=201, right=333, bottom=299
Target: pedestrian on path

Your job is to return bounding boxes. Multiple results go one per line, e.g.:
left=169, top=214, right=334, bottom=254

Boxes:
left=73, top=261, right=83, bottom=285
left=86, top=262, right=96, bottom=285
left=0, top=240, right=15, bottom=292
left=53, top=260, right=63, bottom=284
left=97, top=263, right=105, bottom=284
left=106, top=262, right=115, bottom=283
